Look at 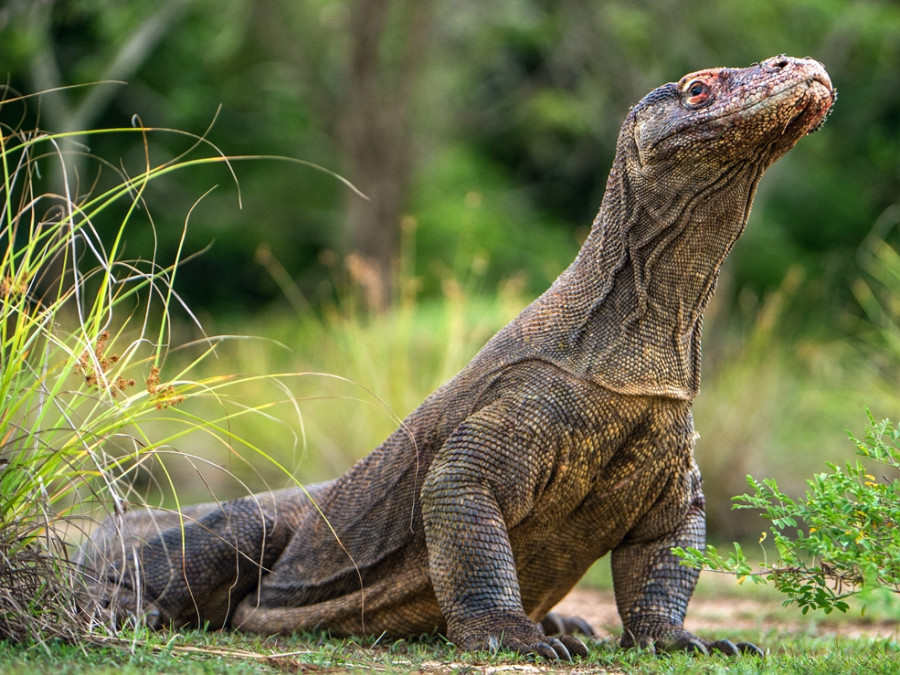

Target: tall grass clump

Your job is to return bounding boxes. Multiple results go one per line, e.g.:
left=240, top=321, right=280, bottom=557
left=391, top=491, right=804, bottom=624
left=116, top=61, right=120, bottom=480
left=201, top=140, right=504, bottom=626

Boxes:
left=0, top=89, right=317, bottom=645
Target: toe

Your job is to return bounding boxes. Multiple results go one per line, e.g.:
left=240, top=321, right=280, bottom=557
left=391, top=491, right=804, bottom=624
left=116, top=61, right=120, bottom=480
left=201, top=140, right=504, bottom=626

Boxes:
left=567, top=615, right=597, bottom=637
left=675, top=637, right=710, bottom=656
left=543, top=637, right=572, bottom=661
left=530, top=640, right=564, bottom=661
left=541, top=611, right=596, bottom=638
left=708, top=639, right=740, bottom=656
left=736, top=641, right=766, bottom=657
left=557, top=633, right=589, bottom=658
left=539, top=612, right=566, bottom=636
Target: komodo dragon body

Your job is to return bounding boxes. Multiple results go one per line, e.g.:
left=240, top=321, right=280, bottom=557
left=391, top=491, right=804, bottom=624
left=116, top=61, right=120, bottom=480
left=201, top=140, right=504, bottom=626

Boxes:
left=80, top=55, right=835, bottom=659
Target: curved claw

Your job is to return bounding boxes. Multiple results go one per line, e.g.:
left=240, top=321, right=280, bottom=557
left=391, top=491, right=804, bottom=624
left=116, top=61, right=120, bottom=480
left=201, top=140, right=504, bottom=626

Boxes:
left=679, top=637, right=710, bottom=656
left=530, top=639, right=566, bottom=661
left=707, top=639, right=740, bottom=656
left=736, top=641, right=765, bottom=657
left=557, top=633, right=589, bottom=658
left=567, top=615, right=597, bottom=637
left=540, top=611, right=597, bottom=637
left=544, top=637, right=572, bottom=661
left=644, top=635, right=709, bottom=655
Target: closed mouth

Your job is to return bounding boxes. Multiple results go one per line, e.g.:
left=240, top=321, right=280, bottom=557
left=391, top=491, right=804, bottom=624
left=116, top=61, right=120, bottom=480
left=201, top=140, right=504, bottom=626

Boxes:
left=802, top=77, right=836, bottom=133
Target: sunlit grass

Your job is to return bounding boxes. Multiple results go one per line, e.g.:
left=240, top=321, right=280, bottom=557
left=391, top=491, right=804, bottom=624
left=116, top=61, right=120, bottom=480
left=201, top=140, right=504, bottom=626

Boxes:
left=0, top=90, right=341, bottom=643
left=0, top=622, right=897, bottom=675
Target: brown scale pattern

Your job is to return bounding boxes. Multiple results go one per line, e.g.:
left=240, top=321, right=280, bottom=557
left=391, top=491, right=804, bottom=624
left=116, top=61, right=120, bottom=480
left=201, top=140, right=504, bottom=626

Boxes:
left=78, top=56, right=835, bottom=660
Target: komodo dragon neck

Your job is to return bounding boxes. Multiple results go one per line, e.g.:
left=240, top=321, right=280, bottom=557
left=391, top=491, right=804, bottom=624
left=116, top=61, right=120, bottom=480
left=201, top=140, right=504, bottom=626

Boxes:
left=471, top=56, right=834, bottom=400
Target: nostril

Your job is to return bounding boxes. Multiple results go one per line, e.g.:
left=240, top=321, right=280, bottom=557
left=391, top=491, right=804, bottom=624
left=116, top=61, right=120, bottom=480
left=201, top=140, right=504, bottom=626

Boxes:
left=770, top=55, right=790, bottom=70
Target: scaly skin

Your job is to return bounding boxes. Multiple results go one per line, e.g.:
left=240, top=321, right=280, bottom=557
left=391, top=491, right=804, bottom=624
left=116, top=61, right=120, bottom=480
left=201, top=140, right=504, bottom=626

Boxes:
left=78, top=56, right=835, bottom=660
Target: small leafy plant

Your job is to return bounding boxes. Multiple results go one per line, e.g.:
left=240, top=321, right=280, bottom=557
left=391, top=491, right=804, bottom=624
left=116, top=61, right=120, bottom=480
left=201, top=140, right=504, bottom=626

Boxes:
left=675, top=413, right=900, bottom=615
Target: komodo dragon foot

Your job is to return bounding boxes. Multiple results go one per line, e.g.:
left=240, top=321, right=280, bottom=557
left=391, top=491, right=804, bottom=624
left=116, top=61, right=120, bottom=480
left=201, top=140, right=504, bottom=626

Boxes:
left=76, top=571, right=165, bottom=630
left=451, top=612, right=589, bottom=661
left=621, top=626, right=764, bottom=657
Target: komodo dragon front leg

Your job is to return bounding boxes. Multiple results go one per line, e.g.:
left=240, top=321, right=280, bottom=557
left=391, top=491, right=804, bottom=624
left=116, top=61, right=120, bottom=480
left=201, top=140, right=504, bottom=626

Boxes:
left=612, top=464, right=763, bottom=656
left=420, top=394, right=591, bottom=661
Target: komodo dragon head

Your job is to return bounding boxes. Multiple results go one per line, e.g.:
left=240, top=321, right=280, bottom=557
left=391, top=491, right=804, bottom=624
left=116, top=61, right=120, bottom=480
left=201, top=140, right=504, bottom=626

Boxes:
left=630, top=55, right=834, bottom=176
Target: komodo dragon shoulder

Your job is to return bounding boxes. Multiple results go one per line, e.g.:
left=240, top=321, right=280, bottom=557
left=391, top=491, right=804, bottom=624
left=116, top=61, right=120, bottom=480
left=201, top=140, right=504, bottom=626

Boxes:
left=78, top=55, right=835, bottom=661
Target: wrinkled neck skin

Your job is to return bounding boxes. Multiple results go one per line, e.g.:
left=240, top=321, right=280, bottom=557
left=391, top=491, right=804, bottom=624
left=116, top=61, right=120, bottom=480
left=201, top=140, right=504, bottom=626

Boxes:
left=475, top=150, right=762, bottom=401
left=559, top=152, right=764, bottom=399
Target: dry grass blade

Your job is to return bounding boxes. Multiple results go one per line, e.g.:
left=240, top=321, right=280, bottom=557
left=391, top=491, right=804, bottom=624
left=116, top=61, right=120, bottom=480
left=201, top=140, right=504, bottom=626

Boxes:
left=0, top=528, right=82, bottom=644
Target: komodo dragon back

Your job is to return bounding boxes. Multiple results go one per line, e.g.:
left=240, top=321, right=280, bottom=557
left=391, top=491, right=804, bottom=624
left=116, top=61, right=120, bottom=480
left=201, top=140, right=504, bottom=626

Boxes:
left=78, top=56, right=835, bottom=661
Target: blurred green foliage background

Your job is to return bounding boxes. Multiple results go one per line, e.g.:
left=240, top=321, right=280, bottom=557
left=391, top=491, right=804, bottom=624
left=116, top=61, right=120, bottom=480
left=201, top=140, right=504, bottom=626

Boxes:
left=2, top=0, right=899, bottom=539
left=3, top=0, right=898, bottom=315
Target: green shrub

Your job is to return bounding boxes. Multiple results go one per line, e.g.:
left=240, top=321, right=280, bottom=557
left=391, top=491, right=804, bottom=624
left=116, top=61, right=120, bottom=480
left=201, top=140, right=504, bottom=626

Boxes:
left=675, top=412, right=900, bottom=614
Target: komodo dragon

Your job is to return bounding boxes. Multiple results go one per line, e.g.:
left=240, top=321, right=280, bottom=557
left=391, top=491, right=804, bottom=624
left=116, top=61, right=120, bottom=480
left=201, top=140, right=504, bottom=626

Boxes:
left=79, top=55, right=835, bottom=660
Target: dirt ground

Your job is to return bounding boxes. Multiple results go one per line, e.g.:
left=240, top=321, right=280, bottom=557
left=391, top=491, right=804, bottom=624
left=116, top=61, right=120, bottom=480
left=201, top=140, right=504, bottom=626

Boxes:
left=554, top=583, right=900, bottom=642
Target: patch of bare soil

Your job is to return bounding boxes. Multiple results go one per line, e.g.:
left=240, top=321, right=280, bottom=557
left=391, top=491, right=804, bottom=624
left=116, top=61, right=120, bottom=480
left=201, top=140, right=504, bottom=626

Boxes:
left=554, top=586, right=900, bottom=642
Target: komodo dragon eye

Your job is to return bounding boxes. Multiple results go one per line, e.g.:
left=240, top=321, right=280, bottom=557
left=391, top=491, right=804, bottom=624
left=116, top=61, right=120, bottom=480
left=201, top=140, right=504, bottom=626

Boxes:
left=684, top=80, right=711, bottom=107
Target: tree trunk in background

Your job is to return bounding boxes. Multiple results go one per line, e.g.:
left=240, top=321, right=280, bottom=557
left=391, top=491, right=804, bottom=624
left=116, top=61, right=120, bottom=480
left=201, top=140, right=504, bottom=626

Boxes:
left=340, top=0, right=431, bottom=311
left=23, top=0, right=189, bottom=198
left=16, top=0, right=190, bottom=298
